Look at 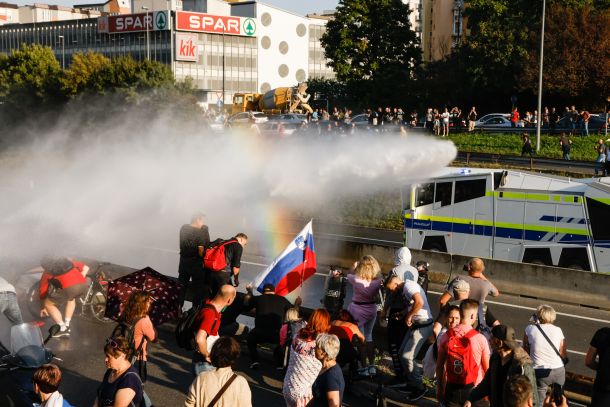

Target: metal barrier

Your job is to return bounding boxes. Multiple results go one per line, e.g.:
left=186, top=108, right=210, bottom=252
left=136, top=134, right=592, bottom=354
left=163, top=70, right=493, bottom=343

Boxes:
left=458, top=151, right=597, bottom=174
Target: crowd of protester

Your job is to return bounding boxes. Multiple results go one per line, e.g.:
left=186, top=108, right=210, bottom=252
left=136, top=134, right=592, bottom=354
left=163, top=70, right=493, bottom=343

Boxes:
left=3, top=214, right=610, bottom=407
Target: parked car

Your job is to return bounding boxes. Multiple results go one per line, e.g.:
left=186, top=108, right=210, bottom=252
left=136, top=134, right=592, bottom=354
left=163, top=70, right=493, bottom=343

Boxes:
left=348, top=113, right=370, bottom=127
left=474, top=113, right=510, bottom=127
left=268, top=113, right=308, bottom=125
left=259, top=122, right=300, bottom=137
left=227, top=112, right=268, bottom=127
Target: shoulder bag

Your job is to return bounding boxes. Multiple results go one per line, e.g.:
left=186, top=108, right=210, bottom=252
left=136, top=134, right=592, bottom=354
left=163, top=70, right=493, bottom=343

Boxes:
left=207, top=373, right=238, bottom=407
left=534, top=323, right=568, bottom=366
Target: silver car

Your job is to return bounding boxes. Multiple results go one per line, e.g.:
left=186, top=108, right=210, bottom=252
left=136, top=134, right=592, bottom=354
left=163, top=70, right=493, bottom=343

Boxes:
left=268, top=113, right=308, bottom=125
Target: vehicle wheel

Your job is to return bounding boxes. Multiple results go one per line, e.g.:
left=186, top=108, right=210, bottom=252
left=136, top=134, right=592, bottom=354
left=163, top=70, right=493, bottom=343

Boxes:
left=428, top=244, right=443, bottom=252
left=26, top=282, right=41, bottom=318
left=567, top=263, right=585, bottom=271
left=529, top=259, right=546, bottom=266
left=90, top=291, right=112, bottom=323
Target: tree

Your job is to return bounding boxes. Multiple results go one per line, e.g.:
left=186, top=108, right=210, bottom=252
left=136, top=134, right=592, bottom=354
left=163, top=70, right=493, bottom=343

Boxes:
left=0, top=44, right=62, bottom=116
left=520, top=4, right=610, bottom=108
left=321, top=0, right=421, bottom=105
left=61, top=52, right=112, bottom=96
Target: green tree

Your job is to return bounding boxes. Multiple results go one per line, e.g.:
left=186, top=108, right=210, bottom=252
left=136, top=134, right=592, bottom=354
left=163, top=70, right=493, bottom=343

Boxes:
left=61, top=52, right=112, bottom=96
left=321, top=0, right=421, bottom=105
left=520, top=4, right=610, bottom=108
left=0, top=44, right=61, bottom=115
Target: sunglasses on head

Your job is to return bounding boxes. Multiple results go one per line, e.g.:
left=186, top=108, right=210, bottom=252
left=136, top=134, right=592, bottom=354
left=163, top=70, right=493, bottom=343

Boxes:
left=106, top=337, right=119, bottom=349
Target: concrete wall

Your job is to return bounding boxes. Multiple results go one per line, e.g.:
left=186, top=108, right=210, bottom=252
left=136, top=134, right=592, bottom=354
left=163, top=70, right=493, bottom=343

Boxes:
left=248, top=231, right=610, bottom=310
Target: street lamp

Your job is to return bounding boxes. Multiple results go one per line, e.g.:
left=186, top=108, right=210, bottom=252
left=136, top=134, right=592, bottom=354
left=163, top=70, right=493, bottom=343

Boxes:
left=142, top=6, right=150, bottom=60
left=58, top=35, right=65, bottom=69
left=604, top=96, right=610, bottom=139
left=222, top=26, right=225, bottom=106
left=535, top=0, right=546, bottom=152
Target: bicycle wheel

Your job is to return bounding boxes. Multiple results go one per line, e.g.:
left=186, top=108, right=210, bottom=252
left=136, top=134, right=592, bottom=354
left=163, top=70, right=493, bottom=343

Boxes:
left=26, top=282, right=41, bottom=318
left=89, top=290, right=112, bottom=323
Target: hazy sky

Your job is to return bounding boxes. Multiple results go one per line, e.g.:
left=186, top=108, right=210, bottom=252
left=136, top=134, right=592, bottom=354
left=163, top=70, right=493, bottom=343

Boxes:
left=10, top=0, right=340, bottom=16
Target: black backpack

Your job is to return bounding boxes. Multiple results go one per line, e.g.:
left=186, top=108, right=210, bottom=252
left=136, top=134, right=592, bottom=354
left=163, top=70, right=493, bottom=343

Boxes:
left=175, top=304, right=217, bottom=351
left=111, top=318, right=143, bottom=363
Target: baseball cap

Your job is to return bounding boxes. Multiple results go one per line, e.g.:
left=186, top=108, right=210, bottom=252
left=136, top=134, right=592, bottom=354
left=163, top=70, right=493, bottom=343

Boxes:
left=262, top=283, right=275, bottom=293
left=492, top=325, right=519, bottom=350
left=453, top=279, right=470, bottom=293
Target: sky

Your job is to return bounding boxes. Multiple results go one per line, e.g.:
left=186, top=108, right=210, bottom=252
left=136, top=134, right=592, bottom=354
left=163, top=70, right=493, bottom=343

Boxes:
left=10, top=0, right=340, bottom=16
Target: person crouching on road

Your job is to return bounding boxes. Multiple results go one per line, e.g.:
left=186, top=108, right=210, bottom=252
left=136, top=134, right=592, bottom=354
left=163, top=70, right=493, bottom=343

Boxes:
left=192, top=285, right=236, bottom=376
left=39, top=257, right=89, bottom=338
left=33, top=363, right=74, bottom=407
left=207, top=234, right=248, bottom=298
left=184, top=336, right=252, bottom=407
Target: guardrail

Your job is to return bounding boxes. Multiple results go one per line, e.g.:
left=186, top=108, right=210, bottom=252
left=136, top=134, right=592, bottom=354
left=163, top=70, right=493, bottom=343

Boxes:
left=457, top=151, right=597, bottom=174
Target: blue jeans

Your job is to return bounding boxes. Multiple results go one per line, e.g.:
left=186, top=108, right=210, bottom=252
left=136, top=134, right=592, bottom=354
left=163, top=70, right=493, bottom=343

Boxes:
left=0, top=292, right=23, bottom=325
left=596, top=154, right=606, bottom=175
left=192, top=353, right=215, bottom=376
left=357, top=314, right=377, bottom=342
left=582, top=122, right=589, bottom=136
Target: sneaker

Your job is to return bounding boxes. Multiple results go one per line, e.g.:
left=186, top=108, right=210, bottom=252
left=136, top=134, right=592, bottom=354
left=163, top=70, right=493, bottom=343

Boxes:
left=249, top=362, right=260, bottom=370
left=52, top=327, right=70, bottom=338
left=368, top=366, right=377, bottom=376
left=406, top=386, right=427, bottom=402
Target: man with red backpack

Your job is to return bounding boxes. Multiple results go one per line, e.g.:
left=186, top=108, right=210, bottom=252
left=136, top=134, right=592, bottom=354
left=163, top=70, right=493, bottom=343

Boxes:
left=436, top=299, right=491, bottom=407
left=205, top=233, right=248, bottom=298
left=38, top=257, right=89, bottom=338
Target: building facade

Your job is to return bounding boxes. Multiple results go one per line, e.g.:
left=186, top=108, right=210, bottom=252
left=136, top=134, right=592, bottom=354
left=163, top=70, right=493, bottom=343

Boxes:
left=0, top=0, right=336, bottom=108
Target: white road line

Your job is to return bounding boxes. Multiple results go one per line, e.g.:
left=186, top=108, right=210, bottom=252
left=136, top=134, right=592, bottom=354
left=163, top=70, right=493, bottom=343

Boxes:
left=429, top=290, right=610, bottom=324
left=322, top=232, right=402, bottom=245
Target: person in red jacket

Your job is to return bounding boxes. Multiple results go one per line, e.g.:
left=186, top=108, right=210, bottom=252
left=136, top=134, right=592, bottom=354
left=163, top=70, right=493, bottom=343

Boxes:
left=39, top=257, right=89, bottom=338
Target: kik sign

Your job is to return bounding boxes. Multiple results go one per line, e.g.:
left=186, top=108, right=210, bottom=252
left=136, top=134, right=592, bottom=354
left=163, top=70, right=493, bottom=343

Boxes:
left=175, top=11, right=256, bottom=36
left=175, top=33, right=199, bottom=62
left=98, top=11, right=170, bottom=34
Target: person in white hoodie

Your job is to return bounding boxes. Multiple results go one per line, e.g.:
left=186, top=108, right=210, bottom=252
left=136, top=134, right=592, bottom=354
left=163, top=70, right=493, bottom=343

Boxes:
left=381, top=247, right=419, bottom=384
left=33, top=364, right=73, bottom=407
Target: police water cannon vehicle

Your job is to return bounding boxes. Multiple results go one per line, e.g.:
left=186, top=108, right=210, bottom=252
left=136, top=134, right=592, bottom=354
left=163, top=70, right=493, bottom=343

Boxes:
left=402, top=168, right=610, bottom=272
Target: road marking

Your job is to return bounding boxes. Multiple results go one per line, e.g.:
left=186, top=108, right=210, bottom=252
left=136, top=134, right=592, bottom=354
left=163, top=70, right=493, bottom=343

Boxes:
left=322, top=232, right=402, bottom=245
left=429, top=290, right=610, bottom=324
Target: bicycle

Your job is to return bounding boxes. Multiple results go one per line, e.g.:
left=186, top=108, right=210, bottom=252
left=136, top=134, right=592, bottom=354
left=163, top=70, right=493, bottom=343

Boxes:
left=26, top=261, right=113, bottom=323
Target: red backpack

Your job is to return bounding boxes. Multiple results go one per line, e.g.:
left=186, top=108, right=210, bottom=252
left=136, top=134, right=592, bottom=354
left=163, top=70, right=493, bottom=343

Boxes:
left=203, top=239, right=236, bottom=271
left=445, top=328, right=480, bottom=385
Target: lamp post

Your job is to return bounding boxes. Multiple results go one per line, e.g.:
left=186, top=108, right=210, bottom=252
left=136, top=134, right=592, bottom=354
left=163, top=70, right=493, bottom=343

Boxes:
left=535, top=0, right=546, bottom=152
left=222, top=26, right=225, bottom=107
left=58, top=35, right=65, bottom=69
left=142, top=6, right=150, bottom=60
left=604, top=96, right=610, bottom=139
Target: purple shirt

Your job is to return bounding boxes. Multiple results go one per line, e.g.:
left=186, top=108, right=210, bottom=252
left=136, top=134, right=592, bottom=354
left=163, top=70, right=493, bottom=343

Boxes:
left=347, top=274, right=381, bottom=324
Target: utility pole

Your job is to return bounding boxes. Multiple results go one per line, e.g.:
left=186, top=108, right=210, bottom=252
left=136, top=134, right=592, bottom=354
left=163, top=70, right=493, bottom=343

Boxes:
left=535, top=0, right=546, bottom=152
left=58, top=35, right=65, bottom=69
left=142, top=6, right=150, bottom=60
left=222, top=26, right=225, bottom=107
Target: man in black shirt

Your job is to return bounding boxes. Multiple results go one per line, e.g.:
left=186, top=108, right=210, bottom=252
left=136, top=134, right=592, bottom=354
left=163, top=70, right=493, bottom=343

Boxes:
left=178, top=213, right=210, bottom=307
left=244, top=283, right=301, bottom=369
left=586, top=327, right=610, bottom=407
left=208, top=233, right=248, bottom=297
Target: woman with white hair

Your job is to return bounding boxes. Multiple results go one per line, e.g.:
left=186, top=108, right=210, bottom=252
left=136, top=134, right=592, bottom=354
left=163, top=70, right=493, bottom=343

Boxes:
left=523, top=304, right=567, bottom=404
left=311, top=333, right=344, bottom=407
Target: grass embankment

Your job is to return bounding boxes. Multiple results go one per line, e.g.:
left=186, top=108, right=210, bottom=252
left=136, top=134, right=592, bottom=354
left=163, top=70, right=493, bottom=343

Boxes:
left=448, top=132, right=606, bottom=161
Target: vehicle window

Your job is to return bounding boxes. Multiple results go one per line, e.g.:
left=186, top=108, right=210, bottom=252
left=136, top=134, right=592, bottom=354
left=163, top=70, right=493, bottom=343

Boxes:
left=246, top=95, right=253, bottom=102
left=234, top=96, right=244, bottom=104
left=435, top=182, right=452, bottom=207
left=415, top=183, right=434, bottom=207
left=402, top=186, right=412, bottom=211
left=586, top=198, right=610, bottom=241
left=454, top=179, right=486, bottom=204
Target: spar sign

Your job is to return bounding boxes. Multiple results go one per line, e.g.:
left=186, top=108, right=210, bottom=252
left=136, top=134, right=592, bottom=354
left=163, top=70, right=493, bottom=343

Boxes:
left=175, top=11, right=256, bottom=36
left=175, top=33, right=199, bottom=62
left=98, top=11, right=170, bottom=34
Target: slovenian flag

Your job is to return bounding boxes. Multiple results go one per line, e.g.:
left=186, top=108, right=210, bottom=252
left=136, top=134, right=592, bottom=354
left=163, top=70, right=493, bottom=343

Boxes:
left=252, top=220, right=316, bottom=297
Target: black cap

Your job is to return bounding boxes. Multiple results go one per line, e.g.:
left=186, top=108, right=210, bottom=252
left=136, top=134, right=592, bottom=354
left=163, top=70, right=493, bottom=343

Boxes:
left=262, top=283, right=275, bottom=293
left=492, top=324, right=519, bottom=350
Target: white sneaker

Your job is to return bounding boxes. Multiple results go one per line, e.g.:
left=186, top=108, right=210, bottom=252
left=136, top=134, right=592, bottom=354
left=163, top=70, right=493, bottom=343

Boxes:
left=368, top=366, right=377, bottom=376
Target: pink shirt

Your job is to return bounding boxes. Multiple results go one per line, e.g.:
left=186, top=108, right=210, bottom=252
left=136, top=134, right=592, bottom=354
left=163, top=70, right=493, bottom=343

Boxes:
left=134, top=316, right=156, bottom=361
left=438, top=324, right=490, bottom=385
